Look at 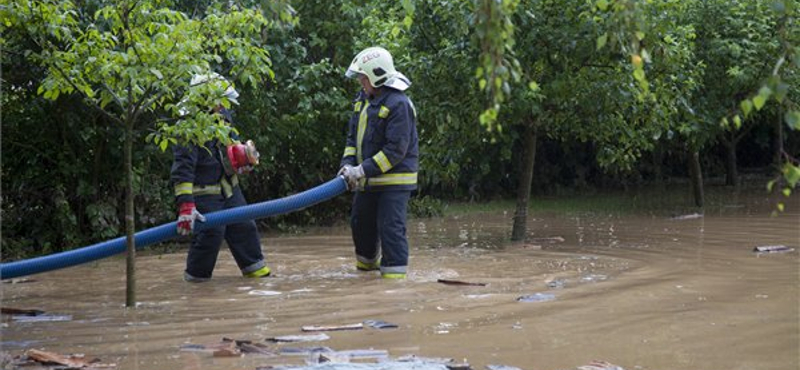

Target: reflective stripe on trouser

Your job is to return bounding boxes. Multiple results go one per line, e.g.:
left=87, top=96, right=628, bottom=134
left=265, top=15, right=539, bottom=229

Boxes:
left=351, top=191, right=410, bottom=275
left=185, top=186, right=265, bottom=279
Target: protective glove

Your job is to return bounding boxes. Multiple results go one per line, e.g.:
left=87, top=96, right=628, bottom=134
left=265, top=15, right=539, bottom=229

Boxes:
left=342, top=164, right=365, bottom=191
left=337, top=164, right=353, bottom=177
left=177, top=202, right=206, bottom=236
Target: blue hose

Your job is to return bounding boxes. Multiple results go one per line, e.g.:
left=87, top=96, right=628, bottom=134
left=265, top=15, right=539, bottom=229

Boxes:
left=0, top=177, right=348, bottom=280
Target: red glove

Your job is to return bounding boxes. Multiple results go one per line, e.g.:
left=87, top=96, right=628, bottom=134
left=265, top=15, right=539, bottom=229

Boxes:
left=176, top=202, right=206, bottom=236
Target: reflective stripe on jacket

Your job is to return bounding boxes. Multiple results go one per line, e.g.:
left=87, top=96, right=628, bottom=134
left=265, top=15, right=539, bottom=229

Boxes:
left=341, top=88, right=419, bottom=192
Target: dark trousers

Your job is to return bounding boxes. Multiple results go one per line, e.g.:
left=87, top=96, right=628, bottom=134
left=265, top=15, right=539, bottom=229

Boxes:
left=186, top=186, right=265, bottom=278
left=351, top=190, right=411, bottom=269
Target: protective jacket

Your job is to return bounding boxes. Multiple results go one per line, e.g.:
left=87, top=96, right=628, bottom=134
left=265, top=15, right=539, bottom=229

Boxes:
left=341, top=88, right=418, bottom=192
left=170, top=108, right=268, bottom=280
left=171, top=109, right=239, bottom=203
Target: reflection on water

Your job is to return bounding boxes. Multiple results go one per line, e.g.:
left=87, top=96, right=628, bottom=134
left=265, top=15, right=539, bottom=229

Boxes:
left=2, top=196, right=799, bottom=370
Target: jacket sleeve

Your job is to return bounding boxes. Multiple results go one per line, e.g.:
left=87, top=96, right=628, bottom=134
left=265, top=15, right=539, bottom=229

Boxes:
left=361, top=97, right=413, bottom=177
left=340, top=95, right=363, bottom=168
left=171, top=144, right=198, bottom=205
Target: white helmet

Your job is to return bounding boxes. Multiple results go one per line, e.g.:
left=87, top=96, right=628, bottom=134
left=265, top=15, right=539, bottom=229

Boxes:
left=345, top=47, right=411, bottom=91
left=190, top=72, right=239, bottom=105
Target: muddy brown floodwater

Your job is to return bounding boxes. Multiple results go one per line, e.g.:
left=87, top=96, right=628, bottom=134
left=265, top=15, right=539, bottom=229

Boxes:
left=2, top=195, right=799, bottom=370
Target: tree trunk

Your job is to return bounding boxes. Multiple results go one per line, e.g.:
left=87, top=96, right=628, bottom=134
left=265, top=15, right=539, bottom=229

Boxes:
left=511, top=121, right=538, bottom=241
left=653, top=140, right=665, bottom=185
left=723, top=141, right=739, bottom=187
left=774, top=106, right=784, bottom=173
left=125, top=119, right=136, bottom=308
left=688, top=150, right=704, bottom=208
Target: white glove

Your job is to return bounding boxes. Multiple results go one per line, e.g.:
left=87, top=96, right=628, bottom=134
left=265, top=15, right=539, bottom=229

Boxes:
left=341, top=164, right=365, bottom=191
left=338, top=164, right=353, bottom=177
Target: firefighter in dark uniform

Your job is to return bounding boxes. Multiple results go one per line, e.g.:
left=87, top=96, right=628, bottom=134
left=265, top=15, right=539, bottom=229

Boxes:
left=171, top=73, right=271, bottom=282
left=339, top=47, right=418, bottom=279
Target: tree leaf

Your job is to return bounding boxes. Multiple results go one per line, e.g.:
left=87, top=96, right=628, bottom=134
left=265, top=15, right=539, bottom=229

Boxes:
left=740, top=99, right=752, bottom=116
left=752, top=95, right=766, bottom=110
left=596, top=33, right=608, bottom=50
left=785, top=111, right=800, bottom=130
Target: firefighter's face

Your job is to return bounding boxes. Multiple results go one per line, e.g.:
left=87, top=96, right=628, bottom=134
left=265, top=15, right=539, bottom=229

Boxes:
left=358, top=74, right=377, bottom=96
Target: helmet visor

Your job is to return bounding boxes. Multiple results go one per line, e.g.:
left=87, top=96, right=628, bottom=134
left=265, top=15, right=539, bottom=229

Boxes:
left=345, top=68, right=362, bottom=79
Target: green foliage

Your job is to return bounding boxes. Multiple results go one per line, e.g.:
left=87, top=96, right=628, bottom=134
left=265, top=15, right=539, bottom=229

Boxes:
left=474, top=0, right=520, bottom=132
left=409, top=195, right=445, bottom=218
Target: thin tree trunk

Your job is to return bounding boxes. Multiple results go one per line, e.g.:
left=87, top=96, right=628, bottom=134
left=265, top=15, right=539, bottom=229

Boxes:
left=512, top=121, right=538, bottom=241
left=724, top=142, right=738, bottom=187
left=688, top=150, right=704, bottom=208
left=125, top=119, right=136, bottom=308
left=774, top=105, right=784, bottom=173
left=653, top=140, right=665, bottom=186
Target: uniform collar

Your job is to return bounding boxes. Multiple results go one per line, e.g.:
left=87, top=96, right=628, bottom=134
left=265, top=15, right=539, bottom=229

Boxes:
left=365, top=88, right=393, bottom=106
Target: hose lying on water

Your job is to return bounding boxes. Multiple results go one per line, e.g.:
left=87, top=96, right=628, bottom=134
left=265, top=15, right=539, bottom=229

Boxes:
left=0, top=177, right=348, bottom=280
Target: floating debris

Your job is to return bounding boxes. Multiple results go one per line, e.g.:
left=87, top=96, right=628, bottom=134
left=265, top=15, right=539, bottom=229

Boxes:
left=574, top=361, right=625, bottom=370
left=268, top=333, right=331, bottom=343
left=180, top=337, right=274, bottom=357
left=546, top=278, right=567, bottom=289
left=1, top=307, right=45, bottom=316
left=670, top=213, right=703, bottom=220
left=753, top=245, right=795, bottom=254
left=301, top=323, right=363, bottom=332
left=363, top=319, right=398, bottom=329
left=516, top=293, right=556, bottom=303
left=334, top=349, right=389, bottom=360
left=317, top=352, right=350, bottom=363
left=19, top=349, right=116, bottom=368
left=249, top=290, right=283, bottom=296
left=279, top=346, right=334, bottom=356
left=437, top=279, right=487, bottom=287
left=212, top=340, right=242, bottom=358
left=12, top=314, right=72, bottom=323
left=396, top=355, right=471, bottom=370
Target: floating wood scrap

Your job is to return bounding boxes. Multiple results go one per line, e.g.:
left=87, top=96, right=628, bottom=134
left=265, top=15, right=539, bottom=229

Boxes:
left=267, top=333, right=330, bottom=343
left=363, top=319, right=398, bottom=329
left=753, top=245, right=795, bottom=253
left=20, top=349, right=116, bottom=368
left=436, top=279, right=487, bottom=287
left=279, top=346, right=333, bottom=356
left=301, top=323, right=363, bottom=332
left=1, top=307, right=45, bottom=316
left=179, top=337, right=274, bottom=357
left=311, top=349, right=389, bottom=363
